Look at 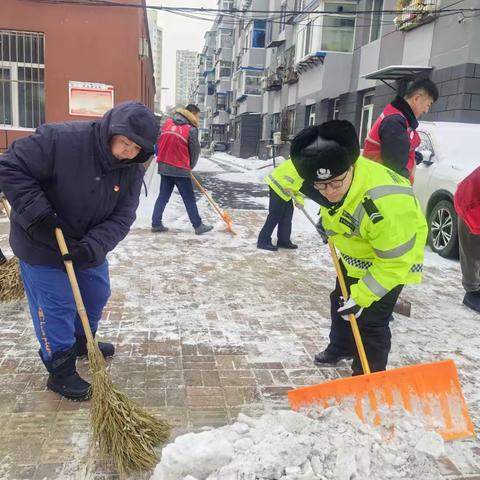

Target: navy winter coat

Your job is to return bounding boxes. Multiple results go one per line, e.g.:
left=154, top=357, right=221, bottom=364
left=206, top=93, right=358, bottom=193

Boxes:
left=0, top=101, right=159, bottom=269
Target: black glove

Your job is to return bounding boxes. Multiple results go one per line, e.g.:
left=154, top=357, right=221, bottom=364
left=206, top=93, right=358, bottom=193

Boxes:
left=30, top=212, right=59, bottom=244
left=315, top=217, right=328, bottom=244
left=415, top=151, right=423, bottom=165
left=62, top=244, right=92, bottom=268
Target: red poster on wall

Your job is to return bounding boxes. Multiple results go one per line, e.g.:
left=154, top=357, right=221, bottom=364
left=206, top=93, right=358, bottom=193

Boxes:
left=69, top=81, right=114, bottom=117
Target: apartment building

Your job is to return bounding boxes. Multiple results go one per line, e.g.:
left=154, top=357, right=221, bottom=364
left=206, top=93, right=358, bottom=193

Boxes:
left=175, top=50, right=198, bottom=107
left=194, top=0, right=480, bottom=159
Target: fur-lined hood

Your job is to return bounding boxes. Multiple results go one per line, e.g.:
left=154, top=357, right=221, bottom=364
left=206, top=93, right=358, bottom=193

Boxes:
left=173, top=108, right=199, bottom=128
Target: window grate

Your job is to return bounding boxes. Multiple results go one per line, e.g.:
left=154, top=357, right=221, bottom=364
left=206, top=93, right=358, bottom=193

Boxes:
left=0, top=30, right=45, bottom=128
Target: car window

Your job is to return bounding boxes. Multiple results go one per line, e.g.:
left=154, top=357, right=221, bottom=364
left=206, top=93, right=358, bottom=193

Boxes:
left=418, top=131, right=435, bottom=155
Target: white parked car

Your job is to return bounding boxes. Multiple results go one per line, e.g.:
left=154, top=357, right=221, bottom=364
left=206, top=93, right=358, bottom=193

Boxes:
left=413, top=121, right=480, bottom=258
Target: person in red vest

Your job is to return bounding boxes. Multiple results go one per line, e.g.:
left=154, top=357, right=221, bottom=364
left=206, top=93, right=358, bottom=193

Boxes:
left=363, top=78, right=438, bottom=184
left=151, top=104, right=213, bottom=235
left=454, top=166, right=480, bottom=313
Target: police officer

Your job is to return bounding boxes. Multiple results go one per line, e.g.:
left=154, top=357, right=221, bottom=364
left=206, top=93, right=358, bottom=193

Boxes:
left=291, top=120, right=428, bottom=375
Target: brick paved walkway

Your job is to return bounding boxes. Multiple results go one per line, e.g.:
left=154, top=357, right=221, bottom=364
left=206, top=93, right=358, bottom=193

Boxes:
left=1, top=182, right=480, bottom=479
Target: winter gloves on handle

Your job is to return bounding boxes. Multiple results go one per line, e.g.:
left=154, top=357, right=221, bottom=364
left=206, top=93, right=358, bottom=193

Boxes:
left=338, top=296, right=363, bottom=321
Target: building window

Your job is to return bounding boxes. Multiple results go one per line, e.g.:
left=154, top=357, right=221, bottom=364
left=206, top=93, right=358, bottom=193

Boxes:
left=333, top=98, right=340, bottom=119
left=219, top=61, right=232, bottom=77
left=287, top=108, right=296, bottom=136
left=0, top=30, right=45, bottom=128
left=359, top=93, right=374, bottom=146
left=304, top=21, right=313, bottom=56
left=280, top=2, right=288, bottom=32
left=294, top=0, right=304, bottom=12
left=321, top=3, right=357, bottom=53
left=216, top=93, right=227, bottom=111
left=306, top=104, right=316, bottom=126
left=240, top=69, right=263, bottom=96
left=252, top=20, right=267, bottom=48
left=367, top=0, right=383, bottom=42
left=271, top=112, right=280, bottom=133
left=266, top=21, right=273, bottom=46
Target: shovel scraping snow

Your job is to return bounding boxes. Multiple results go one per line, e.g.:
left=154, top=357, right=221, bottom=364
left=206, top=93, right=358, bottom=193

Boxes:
left=288, top=239, right=474, bottom=442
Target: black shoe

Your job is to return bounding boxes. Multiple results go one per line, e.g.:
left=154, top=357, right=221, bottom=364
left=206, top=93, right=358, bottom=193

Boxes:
left=151, top=223, right=169, bottom=233
left=463, top=291, right=480, bottom=314
left=40, top=347, right=90, bottom=401
left=277, top=242, right=298, bottom=249
left=0, top=251, right=6, bottom=265
left=257, top=243, right=278, bottom=251
left=314, top=350, right=353, bottom=366
left=75, top=334, right=115, bottom=358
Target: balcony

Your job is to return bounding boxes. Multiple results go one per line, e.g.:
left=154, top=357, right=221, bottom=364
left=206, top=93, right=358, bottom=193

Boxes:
left=394, top=0, right=438, bottom=31
left=263, top=74, right=282, bottom=92
left=283, top=67, right=299, bottom=85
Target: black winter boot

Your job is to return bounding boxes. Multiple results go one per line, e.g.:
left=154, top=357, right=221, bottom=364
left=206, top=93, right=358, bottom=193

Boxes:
left=75, top=334, right=115, bottom=358
left=314, top=349, right=353, bottom=366
left=40, top=347, right=91, bottom=401
left=277, top=242, right=298, bottom=249
left=463, top=291, right=480, bottom=314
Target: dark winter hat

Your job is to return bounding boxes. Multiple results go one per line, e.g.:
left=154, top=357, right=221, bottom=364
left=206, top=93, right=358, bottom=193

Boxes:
left=291, top=120, right=360, bottom=184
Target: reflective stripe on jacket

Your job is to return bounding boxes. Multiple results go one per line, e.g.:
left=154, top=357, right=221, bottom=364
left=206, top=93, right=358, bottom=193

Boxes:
left=266, top=159, right=305, bottom=205
left=321, top=156, right=428, bottom=308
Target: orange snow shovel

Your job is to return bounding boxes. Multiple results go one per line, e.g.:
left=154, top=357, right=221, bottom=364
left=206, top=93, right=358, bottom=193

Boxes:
left=191, top=173, right=235, bottom=235
left=288, top=239, right=474, bottom=441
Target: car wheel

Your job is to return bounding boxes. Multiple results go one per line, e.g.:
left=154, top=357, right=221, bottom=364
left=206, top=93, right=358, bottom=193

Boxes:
left=428, top=199, right=459, bottom=258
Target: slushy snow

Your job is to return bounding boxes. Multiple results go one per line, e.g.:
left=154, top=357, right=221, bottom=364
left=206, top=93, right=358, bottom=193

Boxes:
left=151, top=406, right=455, bottom=480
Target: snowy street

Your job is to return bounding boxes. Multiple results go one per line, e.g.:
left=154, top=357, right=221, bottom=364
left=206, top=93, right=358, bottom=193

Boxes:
left=1, top=153, right=480, bottom=479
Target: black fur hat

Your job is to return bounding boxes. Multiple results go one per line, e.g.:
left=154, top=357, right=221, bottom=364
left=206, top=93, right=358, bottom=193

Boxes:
left=291, top=120, right=360, bottom=184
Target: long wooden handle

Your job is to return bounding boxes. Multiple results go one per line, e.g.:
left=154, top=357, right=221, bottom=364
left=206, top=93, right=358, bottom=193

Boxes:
left=55, top=228, right=94, bottom=344
left=190, top=173, right=227, bottom=222
left=1, top=198, right=11, bottom=219
left=328, top=241, right=371, bottom=375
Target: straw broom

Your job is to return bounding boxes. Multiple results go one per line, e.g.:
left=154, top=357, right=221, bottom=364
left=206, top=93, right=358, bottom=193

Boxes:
left=55, top=228, right=170, bottom=474
left=0, top=198, right=24, bottom=302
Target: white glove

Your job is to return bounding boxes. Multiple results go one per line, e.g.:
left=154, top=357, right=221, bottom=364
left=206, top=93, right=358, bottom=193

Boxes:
left=337, top=297, right=364, bottom=321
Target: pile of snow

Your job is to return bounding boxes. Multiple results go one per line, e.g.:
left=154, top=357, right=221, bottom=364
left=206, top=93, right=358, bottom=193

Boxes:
left=151, top=407, right=452, bottom=480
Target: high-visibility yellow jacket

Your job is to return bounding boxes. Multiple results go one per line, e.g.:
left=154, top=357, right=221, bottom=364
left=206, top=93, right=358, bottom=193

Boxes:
left=321, top=156, right=428, bottom=308
left=265, top=159, right=305, bottom=205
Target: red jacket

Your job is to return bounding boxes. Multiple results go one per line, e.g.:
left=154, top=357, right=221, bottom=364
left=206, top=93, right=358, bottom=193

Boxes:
left=454, top=166, right=480, bottom=235
left=157, top=117, right=192, bottom=170
left=363, top=103, right=420, bottom=185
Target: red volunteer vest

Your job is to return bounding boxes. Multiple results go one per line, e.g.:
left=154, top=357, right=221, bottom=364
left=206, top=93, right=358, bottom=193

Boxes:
left=454, top=166, right=480, bottom=235
left=363, top=104, right=420, bottom=185
left=157, top=118, right=192, bottom=170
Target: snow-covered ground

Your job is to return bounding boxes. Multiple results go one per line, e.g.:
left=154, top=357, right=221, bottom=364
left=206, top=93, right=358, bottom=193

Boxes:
left=136, top=155, right=480, bottom=480
left=1, top=154, right=479, bottom=479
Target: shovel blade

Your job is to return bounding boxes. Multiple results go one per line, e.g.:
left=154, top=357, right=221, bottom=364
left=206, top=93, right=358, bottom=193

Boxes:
left=288, top=360, right=474, bottom=441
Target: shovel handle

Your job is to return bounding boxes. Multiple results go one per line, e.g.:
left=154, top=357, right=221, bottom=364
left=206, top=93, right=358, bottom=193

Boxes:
left=298, top=207, right=371, bottom=374
left=55, top=228, right=95, bottom=345
left=327, top=241, right=371, bottom=375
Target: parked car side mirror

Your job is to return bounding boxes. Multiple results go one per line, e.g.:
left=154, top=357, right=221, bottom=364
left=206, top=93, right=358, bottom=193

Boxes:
left=419, top=149, right=434, bottom=166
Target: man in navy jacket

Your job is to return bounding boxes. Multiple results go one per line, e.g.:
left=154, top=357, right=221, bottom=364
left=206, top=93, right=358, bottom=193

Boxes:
left=0, top=101, right=159, bottom=400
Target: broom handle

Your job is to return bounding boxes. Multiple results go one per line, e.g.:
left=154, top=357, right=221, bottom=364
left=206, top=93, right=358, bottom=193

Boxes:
left=55, top=228, right=95, bottom=344
left=190, top=173, right=225, bottom=221
left=1, top=197, right=11, bottom=219
left=299, top=208, right=371, bottom=374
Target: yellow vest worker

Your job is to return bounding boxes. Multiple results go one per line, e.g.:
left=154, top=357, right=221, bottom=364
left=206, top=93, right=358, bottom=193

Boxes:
left=257, top=159, right=305, bottom=251
left=291, top=120, right=427, bottom=375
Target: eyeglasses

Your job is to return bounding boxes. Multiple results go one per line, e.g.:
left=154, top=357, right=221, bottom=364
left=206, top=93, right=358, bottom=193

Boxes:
left=314, top=169, right=351, bottom=191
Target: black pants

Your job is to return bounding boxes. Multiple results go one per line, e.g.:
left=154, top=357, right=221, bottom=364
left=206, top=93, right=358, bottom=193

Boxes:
left=326, top=262, right=403, bottom=375
left=257, top=187, right=293, bottom=246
